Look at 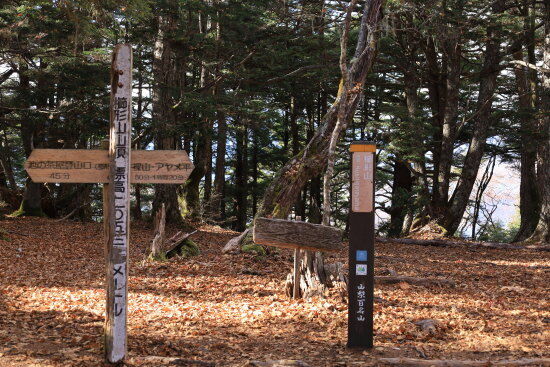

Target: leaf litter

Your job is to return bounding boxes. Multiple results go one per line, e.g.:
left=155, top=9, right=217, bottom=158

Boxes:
left=0, top=217, right=548, bottom=366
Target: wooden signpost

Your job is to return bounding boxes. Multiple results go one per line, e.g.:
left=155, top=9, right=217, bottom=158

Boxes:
left=253, top=217, right=343, bottom=253
left=253, top=217, right=343, bottom=299
left=25, top=149, right=192, bottom=184
left=24, top=44, right=194, bottom=364
left=348, top=141, right=375, bottom=348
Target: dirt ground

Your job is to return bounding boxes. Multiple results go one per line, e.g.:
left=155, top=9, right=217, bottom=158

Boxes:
left=0, top=217, right=548, bottom=366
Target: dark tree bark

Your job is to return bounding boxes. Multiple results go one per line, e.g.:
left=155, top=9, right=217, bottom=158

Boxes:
left=527, top=0, right=550, bottom=245
left=235, top=124, right=248, bottom=231
left=421, top=9, right=463, bottom=220
left=213, top=110, right=227, bottom=220
left=0, top=134, right=16, bottom=190
left=15, top=62, right=44, bottom=217
left=251, top=128, right=259, bottom=218
left=471, top=154, right=496, bottom=239
left=436, top=36, right=461, bottom=210
left=513, top=5, right=541, bottom=242
left=132, top=48, right=146, bottom=221
left=513, top=49, right=540, bottom=241
left=388, top=158, right=413, bottom=237
left=152, top=9, right=181, bottom=223
left=184, top=123, right=210, bottom=219
left=442, top=0, right=506, bottom=235
left=183, top=9, right=212, bottom=220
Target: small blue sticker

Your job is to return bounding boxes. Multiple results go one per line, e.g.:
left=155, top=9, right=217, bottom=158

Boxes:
left=356, top=250, right=368, bottom=262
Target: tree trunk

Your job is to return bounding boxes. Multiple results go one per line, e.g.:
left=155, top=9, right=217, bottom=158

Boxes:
left=251, top=128, right=259, bottom=218
left=513, top=48, right=540, bottom=241
left=0, top=134, right=16, bottom=190
left=152, top=10, right=181, bottom=223
left=213, top=110, right=227, bottom=220
left=184, top=130, right=209, bottom=219
left=133, top=184, right=143, bottom=220
left=235, top=124, right=248, bottom=231
left=513, top=6, right=542, bottom=242
left=436, top=35, right=462, bottom=213
left=275, top=0, right=384, bottom=299
left=183, top=10, right=213, bottom=220
left=257, top=0, right=384, bottom=219
left=441, top=0, right=506, bottom=235
left=388, top=158, right=413, bottom=237
left=15, top=62, right=44, bottom=217
left=527, top=0, right=550, bottom=245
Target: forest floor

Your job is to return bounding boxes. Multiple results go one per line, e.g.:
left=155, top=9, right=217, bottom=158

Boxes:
left=0, top=217, right=548, bottom=367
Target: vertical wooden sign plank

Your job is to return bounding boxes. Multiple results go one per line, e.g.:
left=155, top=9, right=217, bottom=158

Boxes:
left=105, top=44, right=132, bottom=363
left=347, top=141, right=376, bottom=348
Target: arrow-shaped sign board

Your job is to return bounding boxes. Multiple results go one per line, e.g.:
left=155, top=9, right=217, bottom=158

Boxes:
left=24, top=149, right=194, bottom=184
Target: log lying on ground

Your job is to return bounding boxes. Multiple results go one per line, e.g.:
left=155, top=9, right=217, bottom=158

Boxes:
left=377, top=237, right=550, bottom=252
left=375, top=275, right=456, bottom=287
left=222, top=228, right=251, bottom=254
left=128, top=356, right=214, bottom=366
left=165, top=230, right=198, bottom=259
left=244, top=360, right=311, bottom=367
left=253, top=217, right=343, bottom=252
left=377, top=357, right=550, bottom=366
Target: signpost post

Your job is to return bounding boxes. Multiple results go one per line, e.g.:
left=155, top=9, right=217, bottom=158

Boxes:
left=23, top=44, right=194, bottom=364
left=347, top=141, right=376, bottom=348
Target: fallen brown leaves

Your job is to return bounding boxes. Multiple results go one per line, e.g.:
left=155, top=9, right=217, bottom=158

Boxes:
left=0, top=217, right=548, bottom=366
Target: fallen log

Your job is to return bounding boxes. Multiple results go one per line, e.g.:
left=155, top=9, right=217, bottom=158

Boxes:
left=244, top=361, right=311, bottom=367
left=253, top=217, right=343, bottom=252
left=375, top=275, right=455, bottom=287
left=128, top=356, right=214, bottom=366
left=376, top=237, right=550, bottom=252
left=165, top=230, right=198, bottom=259
left=222, top=228, right=251, bottom=254
left=377, top=357, right=550, bottom=366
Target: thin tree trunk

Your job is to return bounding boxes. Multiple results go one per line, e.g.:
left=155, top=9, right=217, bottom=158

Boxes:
left=213, top=110, right=227, bottom=220
left=251, top=128, right=259, bottom=218
left=471, top=154, right=497, bottom=239
left=235, top=124, right=248, bottom=231
left=0, top=135, right=16, bottom=190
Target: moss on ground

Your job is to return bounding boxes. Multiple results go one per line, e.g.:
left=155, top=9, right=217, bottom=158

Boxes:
left=241, top=243, right=266, bottom=257
left=177, top=239, right=200, bottom=258
left=10, top=202, right=46, bottom=218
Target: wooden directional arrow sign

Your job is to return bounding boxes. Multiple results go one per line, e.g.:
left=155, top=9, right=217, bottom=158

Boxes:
left=24, top=149, right=194, bottom=184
